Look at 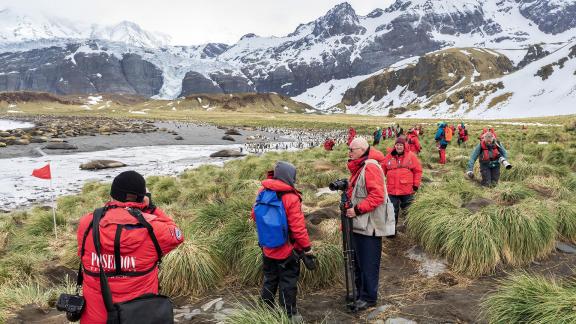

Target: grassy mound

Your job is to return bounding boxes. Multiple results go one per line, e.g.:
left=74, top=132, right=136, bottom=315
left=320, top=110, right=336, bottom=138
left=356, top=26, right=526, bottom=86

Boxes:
left=482, top=273, right=576, bottom=323
left=406, top=122, right=576, bottom=277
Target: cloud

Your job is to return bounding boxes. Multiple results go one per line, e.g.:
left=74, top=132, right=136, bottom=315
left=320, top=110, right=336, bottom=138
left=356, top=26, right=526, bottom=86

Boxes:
left=0, top=0, right=393, bottom=45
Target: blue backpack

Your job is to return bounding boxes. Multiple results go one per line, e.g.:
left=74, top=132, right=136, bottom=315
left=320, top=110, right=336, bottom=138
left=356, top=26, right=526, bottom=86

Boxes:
left=254, top=189, right=288, bottom=248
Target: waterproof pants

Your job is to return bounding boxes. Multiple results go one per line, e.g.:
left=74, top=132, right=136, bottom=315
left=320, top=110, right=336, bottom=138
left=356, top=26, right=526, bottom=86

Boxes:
left=389, top=194, right=415, bottom=226
left=480, top=164, right=500, bottom=187
left=438, top=144, right=447, bottom=164
left=353, top=233, right=382, bottom=304
left=261, top=253, right=300, bottom=316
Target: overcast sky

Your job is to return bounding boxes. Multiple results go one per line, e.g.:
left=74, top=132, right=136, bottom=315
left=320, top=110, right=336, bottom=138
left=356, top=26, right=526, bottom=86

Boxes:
left=0, top=0, right=394, bottom=45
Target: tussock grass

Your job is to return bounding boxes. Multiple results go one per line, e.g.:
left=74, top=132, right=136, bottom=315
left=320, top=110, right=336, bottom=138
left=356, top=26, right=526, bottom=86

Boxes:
left=407, top=192, right=463, bottom=254
left=494, top=182, right=534, bottom=204
left=556, top=201, right=576, bottom=243
left=224, top=298, right=292, bottom=324
left=482, top=273, right=576, bottom=324
left=499, top=161, right=540, bottom=181
left=148, top=176, right=181, bottom=205
left=27, top=208, right=66, bottom=236
left=159, top=234, right=225, bottom=296
left=499, top=200, right=556, bottom=266
left=0, top=276, right=75, bottom=321
left=442, top=207, right=503, bottom=276
left=299, top=242, right=343, bottom=290
left=238, top=239, right=263, bottom=286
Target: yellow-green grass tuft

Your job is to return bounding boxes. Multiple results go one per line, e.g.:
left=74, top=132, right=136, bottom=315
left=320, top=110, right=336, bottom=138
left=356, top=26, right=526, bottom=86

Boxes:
left=482, top=273, right=576, bottom=324
left=556, top=201, right=576, bottom=243
left=159, top=233, right=225, bottom=297
left=224, top=298, right=292, bottom=324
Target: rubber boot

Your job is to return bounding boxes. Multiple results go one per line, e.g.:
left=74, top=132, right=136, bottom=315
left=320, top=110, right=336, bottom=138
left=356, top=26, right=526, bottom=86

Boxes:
left=439, top=148, right=446, bottom=164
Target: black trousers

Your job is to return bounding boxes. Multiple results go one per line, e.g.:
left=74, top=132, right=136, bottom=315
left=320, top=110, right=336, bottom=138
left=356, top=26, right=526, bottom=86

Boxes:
left=480, top=164, right=500, bottom=187
left=389, top=194, right=414, bottom=225
left=353, top=233, right=382, bottom=303
left=261, top=253, right=300, bottom=316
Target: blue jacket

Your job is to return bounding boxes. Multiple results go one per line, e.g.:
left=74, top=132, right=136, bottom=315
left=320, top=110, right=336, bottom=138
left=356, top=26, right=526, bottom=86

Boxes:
left=435, top=125, right=448, bottom=146
left=467, top=141, right=508, bottom=171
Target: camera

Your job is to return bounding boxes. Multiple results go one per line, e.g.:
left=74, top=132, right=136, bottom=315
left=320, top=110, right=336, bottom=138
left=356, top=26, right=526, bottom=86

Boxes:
left=295, top=250, right=317, bottom=270
left=499, top=157, right=512, bottom=170
left=56, top=293, right=85, bottom=322
left=329, top=179, right=348, bottom=191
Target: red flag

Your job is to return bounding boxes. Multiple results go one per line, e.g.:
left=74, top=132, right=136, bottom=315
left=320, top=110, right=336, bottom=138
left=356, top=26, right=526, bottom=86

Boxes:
left=32, top=164, right=51, bottom=180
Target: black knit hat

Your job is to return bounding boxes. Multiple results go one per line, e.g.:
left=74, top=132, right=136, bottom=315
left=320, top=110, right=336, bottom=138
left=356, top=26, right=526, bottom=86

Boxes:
left=110, top=171, right=146, bottom=202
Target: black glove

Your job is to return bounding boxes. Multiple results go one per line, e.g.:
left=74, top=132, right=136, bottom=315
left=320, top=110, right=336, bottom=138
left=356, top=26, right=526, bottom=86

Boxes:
left=413, top=186, right=419, bottom=192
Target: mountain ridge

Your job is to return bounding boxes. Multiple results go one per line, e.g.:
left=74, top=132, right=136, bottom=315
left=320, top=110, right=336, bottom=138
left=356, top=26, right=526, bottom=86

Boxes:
left=0, top=1, right=575, bottom=118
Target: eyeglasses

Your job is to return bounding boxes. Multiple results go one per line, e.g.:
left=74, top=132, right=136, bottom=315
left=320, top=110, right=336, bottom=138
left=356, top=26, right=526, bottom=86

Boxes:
left=348, top=147, right=362, bottom=152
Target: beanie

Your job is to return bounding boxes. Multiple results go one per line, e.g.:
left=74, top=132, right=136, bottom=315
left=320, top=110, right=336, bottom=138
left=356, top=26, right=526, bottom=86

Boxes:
left=110, top=170, right=146, bottom=202
left=395, top=137, right=406, bottom=145
left=273, top=161, right=297, bottom=188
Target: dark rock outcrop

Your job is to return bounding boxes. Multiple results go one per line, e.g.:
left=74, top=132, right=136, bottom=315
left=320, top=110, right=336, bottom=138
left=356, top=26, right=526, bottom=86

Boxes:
left=519, top=0, right=576, bottom=34
left=0, top=42, right=162, bottom=96
left=518, top=44, right=550, bottom=69
left=342, top=48, right=514, bottom=106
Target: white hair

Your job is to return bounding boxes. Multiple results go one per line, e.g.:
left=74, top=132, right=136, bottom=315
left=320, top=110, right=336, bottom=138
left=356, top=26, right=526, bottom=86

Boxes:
left=482, top=132, right=494, bottom=141
left=350, top=137, right=369, bottom=150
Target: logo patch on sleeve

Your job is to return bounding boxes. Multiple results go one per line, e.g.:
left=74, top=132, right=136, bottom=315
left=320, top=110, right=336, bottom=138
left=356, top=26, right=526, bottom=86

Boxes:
left=174, top=228, right=182, bottom=241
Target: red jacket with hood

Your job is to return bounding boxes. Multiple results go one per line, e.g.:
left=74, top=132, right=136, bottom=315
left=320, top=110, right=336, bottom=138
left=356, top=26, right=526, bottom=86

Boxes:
left=77, top=201, right=183, bottom=323
left=406, top=133, right=421, bottom=154
left=346, top=147, right=387, bottom=215
left=251, top=178, right=311, bottom=260
left=382, top=149, right=423, bottom=196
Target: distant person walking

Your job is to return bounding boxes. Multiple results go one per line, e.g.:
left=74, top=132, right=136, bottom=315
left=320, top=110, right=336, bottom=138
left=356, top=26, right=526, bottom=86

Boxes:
left=467, top=132, right=508, bottom=187
left=406, top=128, right=421, bottom=154
left=347, top=127, right=356, bottom=146
left=324, top=138, right=336, bottom=151
left=434, top=122, right=451, bottom=164
left=457, top=122, right=469, bottom=146
left=373, top=127, right=383, bottom=146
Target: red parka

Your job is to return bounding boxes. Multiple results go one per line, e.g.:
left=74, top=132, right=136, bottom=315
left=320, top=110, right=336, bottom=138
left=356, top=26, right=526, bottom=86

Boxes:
left=382, top=150, right=423, bottom=196
left=77, top=201, right=183, bottom=324
left=346, top=147, right=386, bottom=215
left=406, top=133, right=421, bottom=154
left=347, top=127, right=356, bottom=146
left=251, top=179, right=311, bottom=260
left=323, top=139, right=335, bottom=151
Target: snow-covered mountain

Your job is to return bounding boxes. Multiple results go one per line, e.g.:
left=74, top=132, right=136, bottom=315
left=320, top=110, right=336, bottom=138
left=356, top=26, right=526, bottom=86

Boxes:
left=0, top=1, right=576, bottom=118
left=0, top=8, right=170, bottom=48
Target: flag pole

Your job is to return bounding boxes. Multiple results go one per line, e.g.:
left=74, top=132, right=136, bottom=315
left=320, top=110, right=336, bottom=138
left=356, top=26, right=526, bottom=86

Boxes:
left=48, top=160, right=57, bottom=239
left=50, top=175, right=57, bottom=239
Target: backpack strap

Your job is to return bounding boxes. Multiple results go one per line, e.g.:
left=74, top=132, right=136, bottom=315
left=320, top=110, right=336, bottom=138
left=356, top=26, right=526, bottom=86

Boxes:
left=126, top=208, right=163, bottom=262
left=77, top=207, right=107, bottom=290
left=91, top=207, right=115, bottom=312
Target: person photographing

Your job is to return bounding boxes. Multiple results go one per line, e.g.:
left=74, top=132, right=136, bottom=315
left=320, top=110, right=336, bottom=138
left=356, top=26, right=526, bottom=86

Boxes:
left=72, top=170, right=183, bottom=323
left=345, top=138, right=388, bottom=311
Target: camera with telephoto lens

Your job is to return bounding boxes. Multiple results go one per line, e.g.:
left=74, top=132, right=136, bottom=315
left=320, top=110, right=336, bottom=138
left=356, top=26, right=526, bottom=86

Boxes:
left=329, top=179, right=348, bottom=191
left=56, top=293, right=85, bottom=322
left=498, top=157, right=512, bottom=170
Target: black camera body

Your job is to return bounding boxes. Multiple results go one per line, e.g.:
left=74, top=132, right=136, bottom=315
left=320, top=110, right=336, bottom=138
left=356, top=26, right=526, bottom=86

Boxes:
left=295, top=250, right=317, bottom=270
left=56, top=293, right=85, bottom=322
left=329, top=179, right=348, bottom=191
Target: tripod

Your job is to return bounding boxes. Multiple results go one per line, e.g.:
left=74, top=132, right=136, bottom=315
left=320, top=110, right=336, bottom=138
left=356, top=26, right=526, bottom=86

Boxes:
left=339, top=191, right=358, bottom=313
